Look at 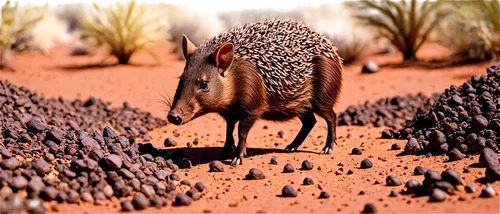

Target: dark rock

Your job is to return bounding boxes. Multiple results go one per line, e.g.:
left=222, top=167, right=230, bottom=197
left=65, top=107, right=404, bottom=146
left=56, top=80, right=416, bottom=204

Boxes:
left=281, top=185, right=297, bottom=197
left=441, top=169, right=462, bottom=186
left=447, top=148, right=464, bottom=161
left=27, top=119, right=46, bottom=133
left=429, top=188, right=447, bottom=202
left=194, top=182, right=206, bottom=193
left=186, top=188, right=201, bottom=201
left=1, top=158, right=20, bottom=170
left=40, top=186, right=58, bottom=201
left=121, top=200, right=134, bottom=211
left=361, top=60, right=379, bottom=74
left=132, top=192, right=150, bottom=210
left=389, top=190, right=398, bottom=197
left=405, top=179, right=419, bottom=194
left=360, top=159, right=373, bottom=169
left=479, top=148, right=499, bottom=167
left=175, top=193, right=192, bottom=206
left=465, top=184, right=476, bottom=193
left=269, top=156, right=278, bottom=165
left=472, top=115, right=489, bottom=132
left=245, top=168, right=265, bottom=180
left=9, top=176, right=28, bottom=191
left=24, top=199, right=46, bottom=214
left=386, top=175, right=402, bottom=186
left=103, top=154, right=122, bottom=170
left=390, top=143, right=401, bottom=150
left=485, top=164, right=500, bottom=182
left=361, top=203, right=377, bottom=213
left=480, top=184, right=495, bottom=198
left=180, top=179, right=191, bottom=187
left=319, top=191, right=330, bottom=199
left=208, top=160, right=224, bottom=172
left=303, top=177, right=314, bottom=185
left=31, top=158, right=51, bottom=176
left=103, top=126, right=117, bottom=138
left=283, top=163, right=295, bottom=173
left=300, top=160, right=313, bottom=170
left=351, top=147, right=362, bottom=155
left=163, top=138, right=177, bottom=147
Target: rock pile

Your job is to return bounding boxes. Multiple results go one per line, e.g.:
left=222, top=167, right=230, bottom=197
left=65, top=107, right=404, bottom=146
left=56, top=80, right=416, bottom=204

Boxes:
left=0, top=80, right=205, bottom=213
left=393, top=65, right=500, bottom=162
left=338, top=93, right=439, bottom=129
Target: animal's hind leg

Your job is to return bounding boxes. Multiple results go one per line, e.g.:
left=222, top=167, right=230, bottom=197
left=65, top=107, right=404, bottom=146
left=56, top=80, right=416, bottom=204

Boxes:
left=318, top=109, right=337, bottom=154
left=284, top=110, right=316, bottom=152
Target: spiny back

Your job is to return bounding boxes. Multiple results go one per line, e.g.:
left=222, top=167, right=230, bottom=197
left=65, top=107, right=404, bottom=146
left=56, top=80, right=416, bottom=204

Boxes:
left=197, top=19, right=342, bottom=100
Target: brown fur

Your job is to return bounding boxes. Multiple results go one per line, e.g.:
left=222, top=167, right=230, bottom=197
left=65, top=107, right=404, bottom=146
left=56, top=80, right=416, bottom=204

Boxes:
left=168, top=28, right=344, bottom=165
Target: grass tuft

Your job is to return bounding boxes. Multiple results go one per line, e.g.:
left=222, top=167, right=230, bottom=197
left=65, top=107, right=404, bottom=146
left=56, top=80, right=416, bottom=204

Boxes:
left=80, top=1, right=168, bottom=64
left=347, top=0, right=452, bottom=61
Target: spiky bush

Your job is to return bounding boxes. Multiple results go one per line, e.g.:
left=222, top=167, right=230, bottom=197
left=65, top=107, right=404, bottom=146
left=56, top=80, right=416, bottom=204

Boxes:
left=1, top=0, right=46, bottom=69
left=80, top=1, right=168, bottom=64
left=323, top=20, right=373, bottom=64
left=162, top=4, right=225, bottom=60
left=437, top=0, right=500, bottom=63
left=347, top=0, right=452, bottom=61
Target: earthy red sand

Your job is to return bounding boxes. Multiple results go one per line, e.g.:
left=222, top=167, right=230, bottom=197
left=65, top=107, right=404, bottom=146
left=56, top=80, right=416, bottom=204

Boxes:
left=1, top=43, right=499, bottom=213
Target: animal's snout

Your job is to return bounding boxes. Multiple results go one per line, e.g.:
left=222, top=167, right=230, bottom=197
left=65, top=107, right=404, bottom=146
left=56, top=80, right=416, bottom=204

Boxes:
left=167, top=112, right=183, bottom=125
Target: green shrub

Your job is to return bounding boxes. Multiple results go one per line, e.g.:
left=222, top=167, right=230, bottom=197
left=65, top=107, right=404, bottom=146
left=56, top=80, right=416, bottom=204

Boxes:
left=348, top=0, right=452, bottom=61
left=438, top=0, right=500, bottom=63
left=80, top=1, right=168, bottom=64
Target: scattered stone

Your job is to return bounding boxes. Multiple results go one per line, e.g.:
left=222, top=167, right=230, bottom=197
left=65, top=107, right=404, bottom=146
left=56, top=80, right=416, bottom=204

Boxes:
left=269, top=156, right=278, bottom=165
left=360, top=159, right=373, bottom=169
left=132, top=193, right=150, bottom=210
left=104, top=154, right=123, bottom=170
left=194, top=182, right=206, bottom=193
left=24, top=199, right=45, bottom=214
left=429, top=188, right=447, bottom=202
left=391, top=143, right=401, bottom=150
left=465, top=184, right=476, bottom=193
left=361, top=60, right=379, bottom=74
left=413, top=166, right=427, bottom=175
left=447, top=148, right=464, bottom=161
left=361, top=203, right=377, bottom=213
left=281, top=185, right=297, bottom=197
left=300, top=160, right=313, bottom=170
left=175, top=193, right=192, bottom=206
left=303, top=177, right=314, bottom=185
left=351, top=147, right=362, bottom=155
left=386, top=175, right=402, bottom=186
left=208, top=160, right=224, bottom=172
left=319, top=191, right=330, bottom=199
left=404, top=179, right=419, bottom=194
left=485, top=164, right=500, bottom=182
left=245, top=168, right=265, bottom=180
left=389, top=190, right=398, bottom=197
left=480, top=184, right=495, bottom=198
left=186, top=189, right=201, bottom=201
left=163, top=138, right=177, bottom=147
left=121, top=200, right=134, bottom=212
left=479, top=148, right=499, bottom=167
left=283, top=163, right=295, bottom=173
left=441, top=169, right=462, bottom=186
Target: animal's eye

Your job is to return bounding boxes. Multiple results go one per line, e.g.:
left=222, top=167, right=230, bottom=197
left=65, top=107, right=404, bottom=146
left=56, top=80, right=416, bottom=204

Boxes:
left=200, top=81, right=209, bottom=91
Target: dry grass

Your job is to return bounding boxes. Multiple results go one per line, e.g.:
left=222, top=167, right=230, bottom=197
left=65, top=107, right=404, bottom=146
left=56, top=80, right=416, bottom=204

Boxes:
left=348, top=0, right=452, bottom=61
left=80, top=1, right=168, bottom=64
left=324, top=20, right=374, bottom=64
left=437, top=0, right=500, bottom=64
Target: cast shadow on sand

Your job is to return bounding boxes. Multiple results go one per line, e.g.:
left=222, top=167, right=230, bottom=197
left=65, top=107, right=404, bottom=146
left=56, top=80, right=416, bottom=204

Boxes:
left=164, top=147, right=317, bottom=166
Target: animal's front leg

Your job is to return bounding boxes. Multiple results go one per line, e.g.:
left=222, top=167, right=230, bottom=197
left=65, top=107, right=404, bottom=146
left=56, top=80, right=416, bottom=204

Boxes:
left=231, top=116, right=257, bottom=165
left=220, top=119, right=237, bottom=160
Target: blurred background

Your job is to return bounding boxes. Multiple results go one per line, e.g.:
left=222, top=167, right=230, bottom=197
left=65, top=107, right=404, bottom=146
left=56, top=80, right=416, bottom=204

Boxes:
left=1, top=0, right=499, bottom=68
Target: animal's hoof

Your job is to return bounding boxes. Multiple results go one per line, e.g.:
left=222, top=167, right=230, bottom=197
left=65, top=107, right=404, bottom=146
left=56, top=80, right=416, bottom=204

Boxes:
left=320, top=146, right=332, bottom=155
left=230, top=156, right=243, bottom=166
left=284, top=144, right=298, bottom=152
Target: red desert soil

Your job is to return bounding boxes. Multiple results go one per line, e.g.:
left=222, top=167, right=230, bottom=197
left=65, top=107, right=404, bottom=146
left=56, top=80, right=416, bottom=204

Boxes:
left=1, top=43, right=499, bottom=213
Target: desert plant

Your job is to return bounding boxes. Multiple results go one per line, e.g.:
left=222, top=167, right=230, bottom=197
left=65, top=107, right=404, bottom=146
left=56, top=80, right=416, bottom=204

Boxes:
left=320, top=24, right=372, bottom=65
left=80, top=1, right=168, bottom=64
left=347, top=0, right=452, bottom=61
left=162, top=4, right=224, bottom=60
left=1, top=0, right=46, bottom=69
left=438, top=0, right=500, bottom=63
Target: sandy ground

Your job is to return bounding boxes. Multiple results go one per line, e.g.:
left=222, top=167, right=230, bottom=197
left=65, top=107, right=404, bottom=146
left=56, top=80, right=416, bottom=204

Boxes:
left=1, top=43, right=499, bottom=213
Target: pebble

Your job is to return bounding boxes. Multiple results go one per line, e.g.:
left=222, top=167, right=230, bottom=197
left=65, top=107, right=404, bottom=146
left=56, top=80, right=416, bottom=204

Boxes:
left=1, top=158, right=20, bottom=170
left=465, top=184, right=476, bottom=193
left=479, top=148, right=499, bottom=167
left=245, top=168, right=265, bottom=180
left=281, top=185, right=297, bottom=197
left=390, top=143, right=401, bottom=150
left=429, top=188, right=447, bottom=202
left=208, top=160, right=224, bottom=172
left=40, top=186, right=58, bottom=201
left=24, top=199, right=45, bottom=214
left=81, top=192, right=94, bottom=203
left=132, top=192, right=150, bottom=210
left=150, top=195, right=165, bottom=208
left=163, top=138, right=177, bottom=147
left=441, top=169, right=462, bottom=186
left=194, top=182, right=206, bottom=193
left=404, top=179, right=419, bottom=194
left=175, top=193, right=193, bottom=206
left=121, top=200, right=135, bottom=211
left=104, top=154, right=123, bottom=170
left=485, top=164, right=500, bottom=182
left=319, top=191, right=330, bottom=199
left=361, top=203, right=377, bottom=213
left=351, top=147, right=362, bottom=155
left=269, top=156, right=278, bottom=165
left=360, top=159, right=373, bottom=169
left=386, top=175, right=402, bottom=186
left=480, top=184, right=495, bottom=198
left=180, top=179, right=191, bottom=187
left=413, top=166, right=427, bottom=175
left=283, top=163, right=295, bottom=173
left=31, top=158, right=51, bottom=176
left=141, top=184, right=156, bottom=197
left=9, top=176, right=28, bottom=191
left=186, top=189, right=201, bottom=200
left=389, top=190, right=398, bottom=197
left=303, top=177, right=314, bottom=185
left=300, top=160, right=313, bottom=170
left=447, top=148, right=464, bottom=161
left=169, top=173, right=181, bottom=181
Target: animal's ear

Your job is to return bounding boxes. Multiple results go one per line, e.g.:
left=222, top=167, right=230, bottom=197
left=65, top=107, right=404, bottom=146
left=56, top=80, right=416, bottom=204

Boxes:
left=211, top=43, right=234, bottom=76
left=182, top=34, right=197, bottom=59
